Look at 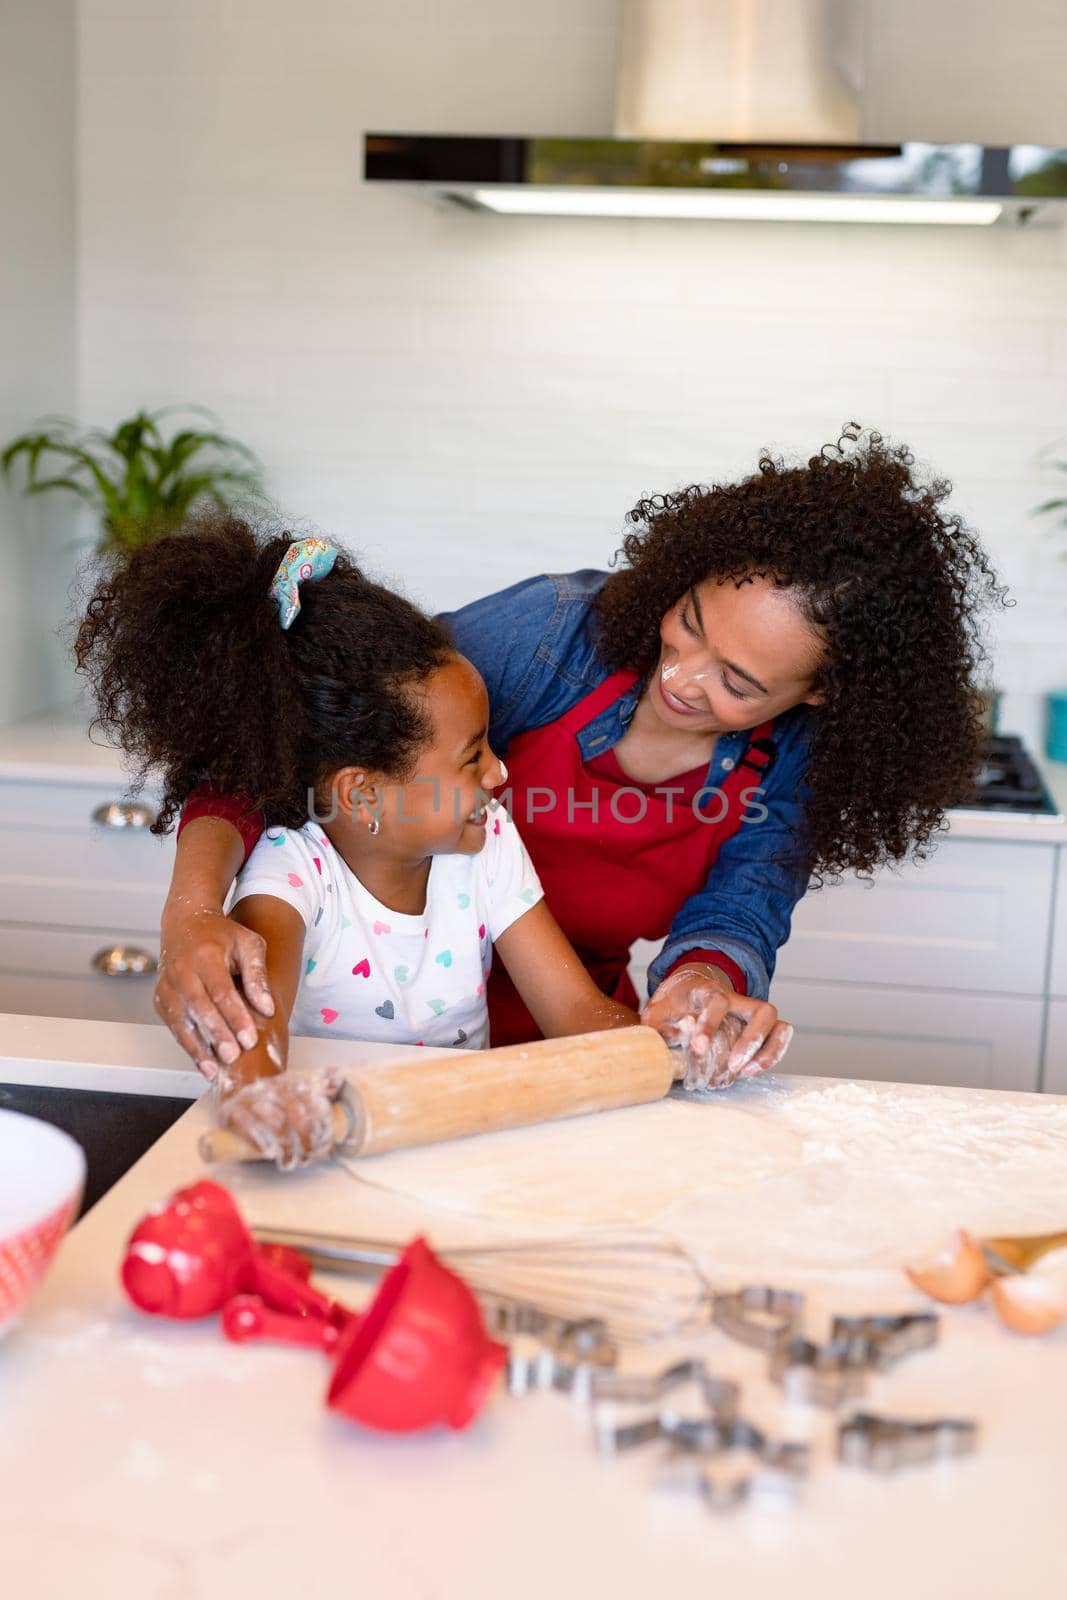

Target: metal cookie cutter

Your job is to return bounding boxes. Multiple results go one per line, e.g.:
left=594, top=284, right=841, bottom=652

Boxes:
left=656, top=1452, right=794, bottom=1512
left=711, top=1285, right=805, bottom=1351
left=591, top=1362, right=740, bottom=1456
left=595, top=1379, right=804, bottom=1476
left=655, top=1419, right=809, bottom=1510
left=490, top=1304, right=617, bottom=1367
left=830, top=1312, right=940, bottom=1371
left=838, top=1411, right=979, bottom=1473
left=594, top=1414, right=670, bottom=1453
left=508, top=1350, right=602, bottom=1400
left=768, top=1335, right=869, bottom=1409
left=506, top=1316, right=621, bottom=1399
left=589, top=1358, right=738, bottom=1409
left=670, top=1413, right=809, bottom=1473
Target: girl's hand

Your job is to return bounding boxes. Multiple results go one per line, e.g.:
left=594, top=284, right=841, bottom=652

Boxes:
left=216, top=1066, right=347, bottom=1172
left=641, top=964, right=794, bottom=1090
left=155, top=902, right=276, bottom=1076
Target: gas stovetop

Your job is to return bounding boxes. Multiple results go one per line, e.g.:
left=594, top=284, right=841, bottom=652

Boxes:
left=959, top=735, right=1058, bottom=815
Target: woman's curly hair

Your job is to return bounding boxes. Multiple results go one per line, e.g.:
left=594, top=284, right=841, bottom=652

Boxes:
left=592, top=425, right=1008, bottom=883
left=73, top=510, right=453, bottom=836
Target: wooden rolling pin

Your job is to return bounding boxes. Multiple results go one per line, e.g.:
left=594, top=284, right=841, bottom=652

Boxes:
left=199, top=1026, right=680, bottom=1164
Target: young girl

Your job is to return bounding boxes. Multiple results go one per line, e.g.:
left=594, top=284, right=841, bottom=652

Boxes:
left=75, top=514, right=641, bottom=1167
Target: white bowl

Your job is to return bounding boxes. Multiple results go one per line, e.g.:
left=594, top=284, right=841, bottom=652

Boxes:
left=0, top=1110, right=86, bottom=1336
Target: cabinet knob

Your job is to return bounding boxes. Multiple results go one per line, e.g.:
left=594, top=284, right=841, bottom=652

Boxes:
left=92, top=800, right=157, bottom=830
left=91, top=944, right=158, bottom=978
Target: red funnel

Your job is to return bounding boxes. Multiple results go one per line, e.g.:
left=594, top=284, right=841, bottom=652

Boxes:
left=327, top=1237, right=507, bottom=1432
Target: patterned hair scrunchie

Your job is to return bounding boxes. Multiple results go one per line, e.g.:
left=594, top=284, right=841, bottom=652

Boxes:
left=268, top=537, right=338, bottom=630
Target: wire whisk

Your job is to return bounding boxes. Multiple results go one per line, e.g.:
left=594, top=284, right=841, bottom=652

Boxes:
left=251, top=1223, right=711, bottom=1342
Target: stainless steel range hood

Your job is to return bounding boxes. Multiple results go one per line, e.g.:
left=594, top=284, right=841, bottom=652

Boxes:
left=364, top=0, right=1067, bottom=225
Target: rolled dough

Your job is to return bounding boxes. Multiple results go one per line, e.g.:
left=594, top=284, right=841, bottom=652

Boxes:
left=350, top=1098, right=803, bottom=1226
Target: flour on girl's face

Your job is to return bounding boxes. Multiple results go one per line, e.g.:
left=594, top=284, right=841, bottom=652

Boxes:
left=231, top=803, right=543, bottom=1050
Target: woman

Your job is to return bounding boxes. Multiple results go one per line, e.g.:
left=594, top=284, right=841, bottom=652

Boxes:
left=152, top=427, right=1003, bottom=1086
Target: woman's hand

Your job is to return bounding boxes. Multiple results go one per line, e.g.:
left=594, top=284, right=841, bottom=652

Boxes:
left=216, top=1065, right=347, bottom=1173
left=641, top=963, right=794, bottom=1090
left=155, top=901, right=276, bottom=1076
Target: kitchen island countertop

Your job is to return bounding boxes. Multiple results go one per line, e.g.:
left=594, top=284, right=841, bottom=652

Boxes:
left=2, top=1040, right=1066, bottom=1600
left=0, top=1012, right=394, bottom=1099
left=0, top=1012, right=202, bottom=1098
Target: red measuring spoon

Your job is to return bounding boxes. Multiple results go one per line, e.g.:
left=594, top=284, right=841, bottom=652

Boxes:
left=121, top=1179, right=346, bottom=1328
left=221, top=1293, right=348, bottom=1351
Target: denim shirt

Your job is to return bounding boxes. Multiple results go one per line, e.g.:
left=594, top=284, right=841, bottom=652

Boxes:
left=438, top=570, right=814, bottom=1001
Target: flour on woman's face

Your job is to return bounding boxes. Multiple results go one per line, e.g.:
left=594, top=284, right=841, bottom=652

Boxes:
left=651, top=575, right=825, bottom=737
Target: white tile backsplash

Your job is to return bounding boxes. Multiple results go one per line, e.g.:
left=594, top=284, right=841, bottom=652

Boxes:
left=1, top=0, right=78, bottom=727
left=75, top=0, right=1067, bottom=695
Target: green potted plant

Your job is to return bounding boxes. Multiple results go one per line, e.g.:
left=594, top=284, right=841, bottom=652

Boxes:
left=1035, top=449, right=1067, bottom=531
left=1, top=406, right=265, bottom=557
left=1034, top=448, right=1067, bottom=763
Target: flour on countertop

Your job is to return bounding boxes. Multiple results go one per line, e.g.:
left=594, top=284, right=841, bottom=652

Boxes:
left=772, top=1078, right=1067, bottom=1171
left=670, top=1076, right=1067, bottom=1295
left=342, top=1097, right=804, bottom=1226
left=29, top=1311, right=294, bottom=1387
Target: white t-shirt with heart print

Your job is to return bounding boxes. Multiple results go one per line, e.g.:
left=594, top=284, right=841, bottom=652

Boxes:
left=231, top=799, right=543, bottom=1051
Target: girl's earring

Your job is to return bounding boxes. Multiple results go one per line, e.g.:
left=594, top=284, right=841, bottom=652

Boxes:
left=367, top=816, right=381, bottom=837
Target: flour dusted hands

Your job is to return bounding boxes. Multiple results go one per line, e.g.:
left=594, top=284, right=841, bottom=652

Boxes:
left=156, top=901, right=275, bottom=1075
left=641, top=964, right=794, bottom=1090
left=215, top=1065, right=348, bottom=1172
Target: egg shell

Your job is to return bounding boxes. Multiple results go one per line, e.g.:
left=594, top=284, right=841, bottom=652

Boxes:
left=990, top=1274, right=1067, bottom=1336
left=905, top=1228, right=992, bottom=1304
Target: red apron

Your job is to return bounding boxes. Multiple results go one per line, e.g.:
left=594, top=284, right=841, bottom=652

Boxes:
left=487, top=669, right=775, bottom=1046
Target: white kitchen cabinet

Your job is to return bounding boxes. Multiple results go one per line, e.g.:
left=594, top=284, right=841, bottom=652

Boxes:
left=1044, top=1000, right=1067, bottom=1095
left=629, top=828, right=1060, bottom=1095
left=0, top=816, right=174, bottom=929
left=772, top=978, right=1043, bottom=1093
left=0, top=777, right=172, bottom=933
left=1, top=777, right=175, bottom=921
left=0, top=872, right=171, bottom=934
left=0, top=926, right=160, bottom=1025
left=0, top=731, right=171, bottom=1025
left=773, top=840, right=1055, bottom=996
left=1048, top=854, right=1067, bottom=999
